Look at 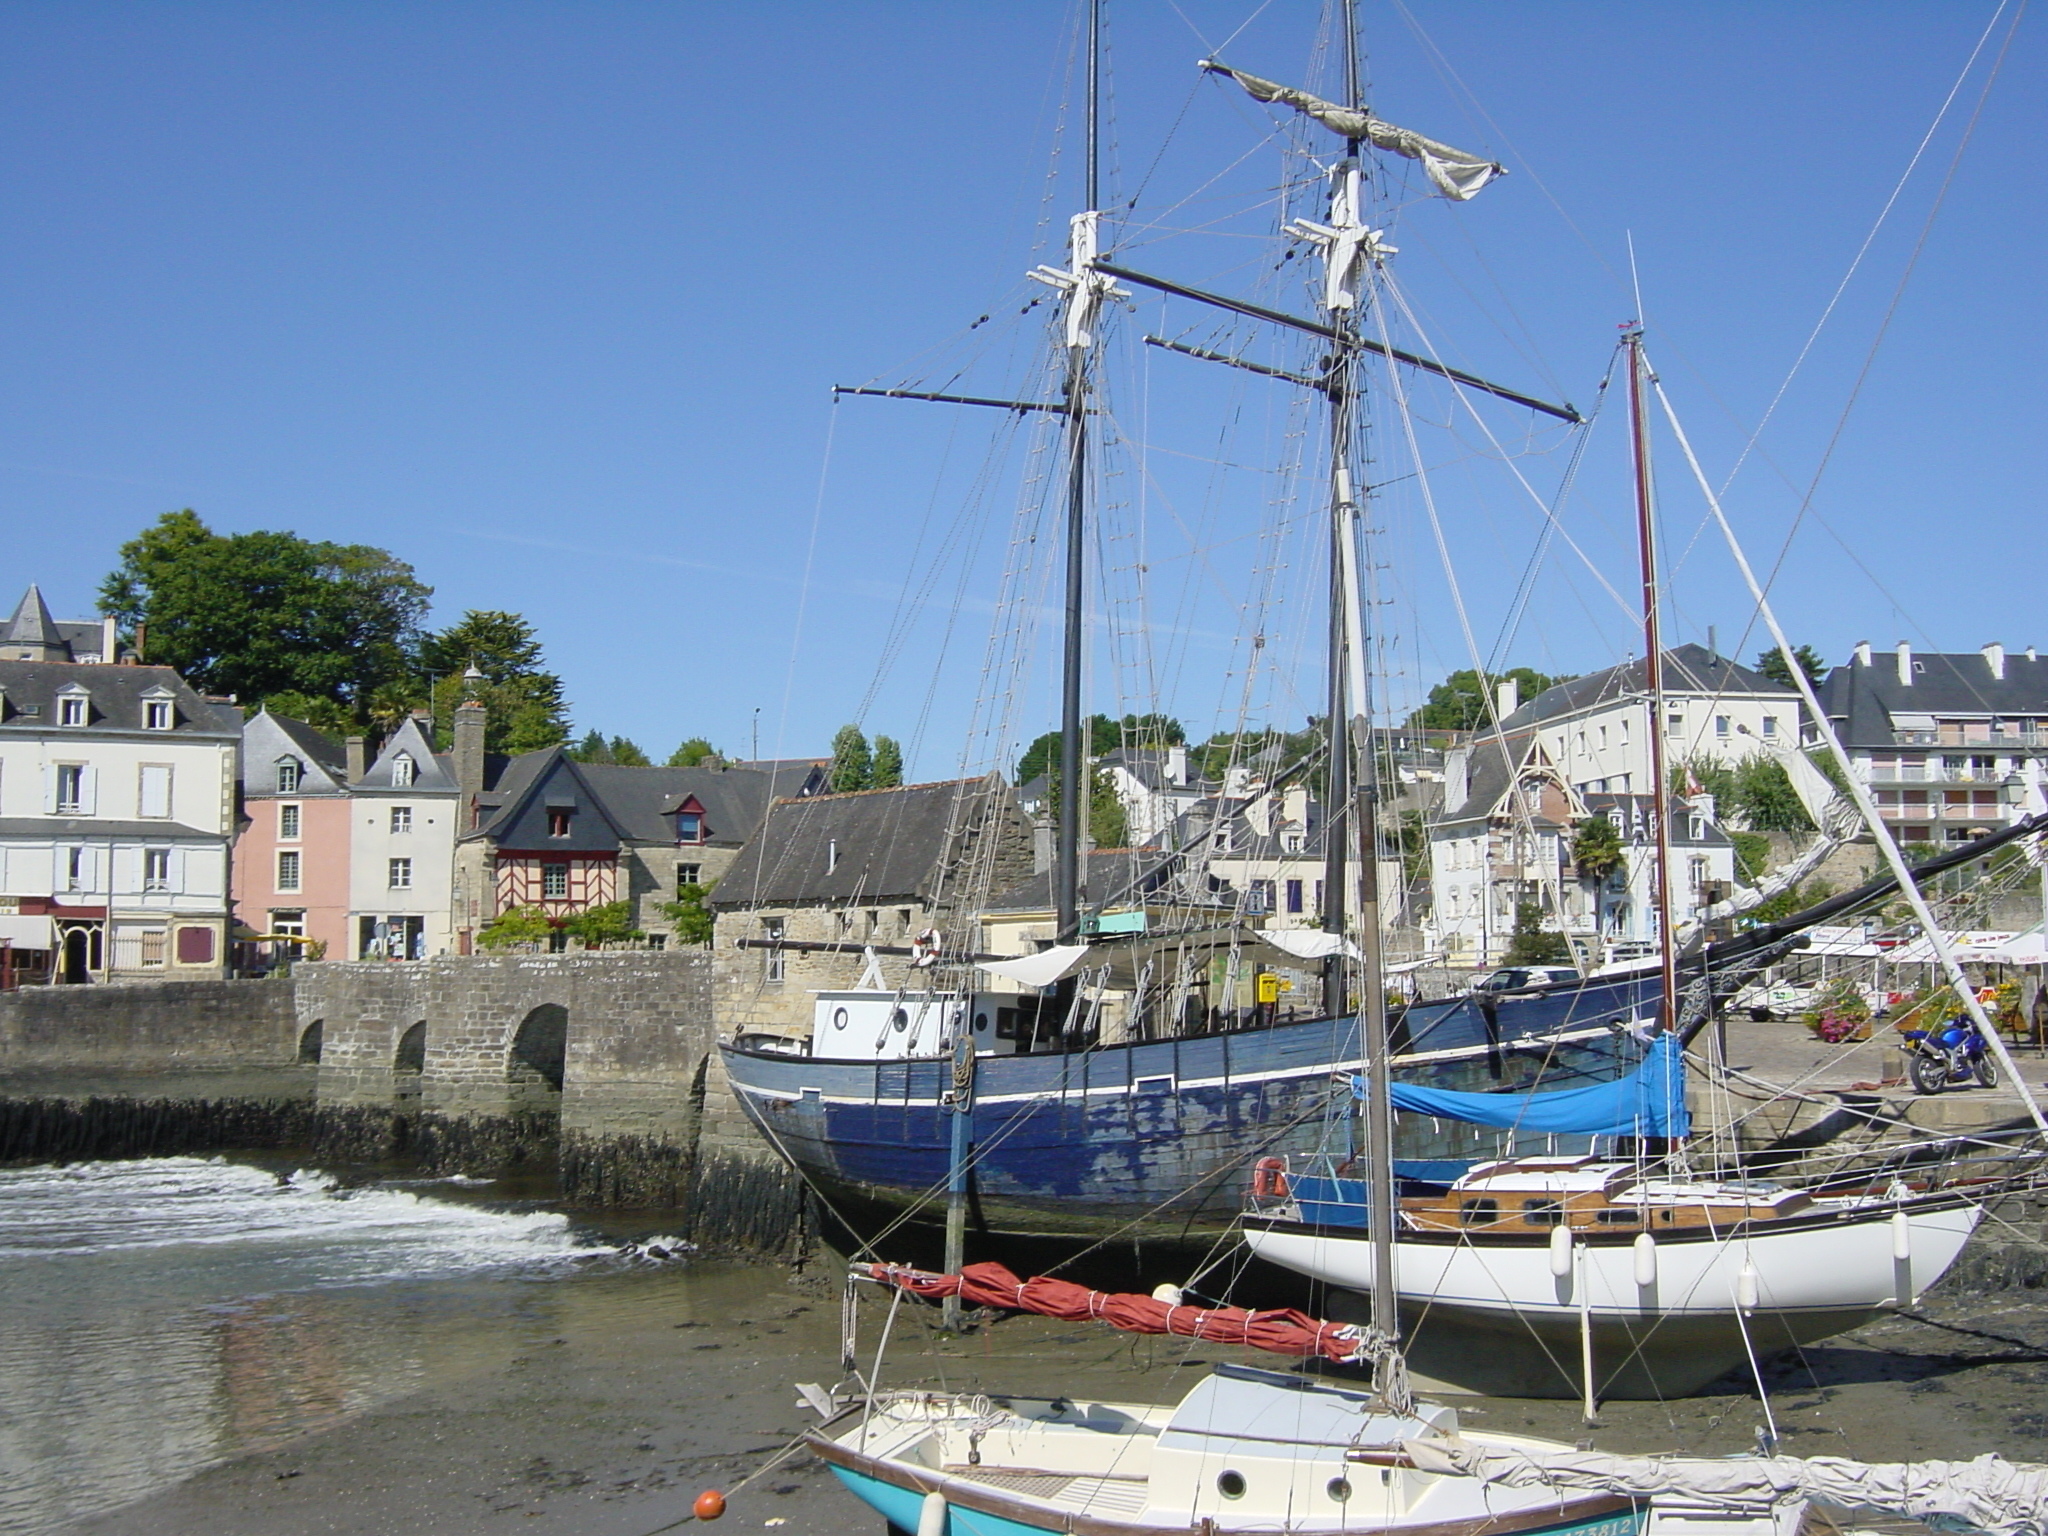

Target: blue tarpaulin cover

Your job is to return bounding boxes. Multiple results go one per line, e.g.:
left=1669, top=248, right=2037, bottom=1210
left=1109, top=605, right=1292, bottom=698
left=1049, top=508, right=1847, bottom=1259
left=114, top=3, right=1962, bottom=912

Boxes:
left=1362, top=1032, right=1689, bottom=1139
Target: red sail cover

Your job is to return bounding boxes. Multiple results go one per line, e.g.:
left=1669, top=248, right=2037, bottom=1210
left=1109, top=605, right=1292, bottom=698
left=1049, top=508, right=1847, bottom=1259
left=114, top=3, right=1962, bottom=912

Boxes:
left=861, top=1261, right=1370, bottom=1365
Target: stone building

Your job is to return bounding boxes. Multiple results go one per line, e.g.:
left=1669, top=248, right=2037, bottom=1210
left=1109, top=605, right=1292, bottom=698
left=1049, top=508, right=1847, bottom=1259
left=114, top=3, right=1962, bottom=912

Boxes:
left=707, top=775, right=1034, bottom=1041
left=0, top=587, right=239, bottom=981
left=453, top=729, right=778, bottom=948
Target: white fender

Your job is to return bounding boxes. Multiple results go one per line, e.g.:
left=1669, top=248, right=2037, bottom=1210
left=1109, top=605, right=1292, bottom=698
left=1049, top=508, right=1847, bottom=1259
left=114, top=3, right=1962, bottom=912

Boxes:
left=1633, top=1231, right=1658, bottom=1289
left=917, top=1489, right=948, bottom=1536
left=1736, top=1259, right=1760, bottom=1312
left=1548, top=1224, right=1573, bottom=1279
left=1891, top=1208, right=1912, bottom=1262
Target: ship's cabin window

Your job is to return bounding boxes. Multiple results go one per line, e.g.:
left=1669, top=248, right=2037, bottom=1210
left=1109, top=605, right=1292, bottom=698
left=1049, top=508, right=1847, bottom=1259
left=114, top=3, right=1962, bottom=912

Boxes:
left=1458, top=1198, right=1500, bottom=1226
left=1520, top=1199, right=1565, bottom=1226
left=1595, top=1207, right=1643, bottom=1225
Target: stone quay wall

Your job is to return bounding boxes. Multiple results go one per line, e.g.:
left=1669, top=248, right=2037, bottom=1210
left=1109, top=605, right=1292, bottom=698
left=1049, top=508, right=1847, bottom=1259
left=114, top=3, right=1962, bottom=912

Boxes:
left=297, top=951, right=805, bottom=1252
left=0, top=977, right=299, bottom=1074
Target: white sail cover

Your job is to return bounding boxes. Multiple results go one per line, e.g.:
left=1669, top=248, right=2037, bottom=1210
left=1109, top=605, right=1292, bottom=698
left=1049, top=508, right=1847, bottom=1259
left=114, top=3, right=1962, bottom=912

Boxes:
left=1402, top=1440, right=2048, bottom=1536
left=975, top=945, right=1092, bottom=989
left=1256, top=929, right=1360, bottom=963
left=1202, top=63, right=1503, bottom=200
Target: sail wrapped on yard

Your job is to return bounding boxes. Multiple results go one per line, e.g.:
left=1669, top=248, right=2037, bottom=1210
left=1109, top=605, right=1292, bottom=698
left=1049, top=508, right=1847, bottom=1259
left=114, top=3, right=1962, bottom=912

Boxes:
left=1400, top=1440, right=2048, bottom=1536
left=1363, top=1031, right=1691, bottom=1138
left=1201, top=62, right=1503, bottom=200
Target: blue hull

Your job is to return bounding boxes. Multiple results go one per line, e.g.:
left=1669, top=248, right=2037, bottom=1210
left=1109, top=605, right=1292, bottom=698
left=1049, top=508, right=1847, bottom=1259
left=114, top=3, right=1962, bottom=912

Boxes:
left=722, top=975, right=1664, bottom=1243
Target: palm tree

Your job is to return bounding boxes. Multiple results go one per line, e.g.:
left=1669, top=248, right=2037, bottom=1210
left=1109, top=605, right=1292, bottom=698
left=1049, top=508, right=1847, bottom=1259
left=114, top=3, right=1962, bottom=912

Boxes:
left=1571, top=816, right=1627, bottom=939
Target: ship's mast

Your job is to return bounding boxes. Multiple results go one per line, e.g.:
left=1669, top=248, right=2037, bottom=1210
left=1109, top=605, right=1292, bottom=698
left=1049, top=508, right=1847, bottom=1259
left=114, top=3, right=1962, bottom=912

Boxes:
left=1053, top=0, right=1104, bottom=944
left=1625, top=327, right=1679, bottom=1036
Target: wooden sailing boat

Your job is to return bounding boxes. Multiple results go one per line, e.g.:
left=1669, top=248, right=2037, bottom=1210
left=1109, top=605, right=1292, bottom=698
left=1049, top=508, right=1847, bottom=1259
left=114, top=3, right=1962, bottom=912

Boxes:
left=712, top=0, right=1817, bottom=1258
left=1238, top=321, right=2045, bottom=1403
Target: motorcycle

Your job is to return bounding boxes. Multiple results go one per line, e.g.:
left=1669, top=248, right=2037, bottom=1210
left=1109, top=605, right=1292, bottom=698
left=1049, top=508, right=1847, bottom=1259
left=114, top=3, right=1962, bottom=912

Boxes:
left=1900, top=1012, right=1999, bottom=1095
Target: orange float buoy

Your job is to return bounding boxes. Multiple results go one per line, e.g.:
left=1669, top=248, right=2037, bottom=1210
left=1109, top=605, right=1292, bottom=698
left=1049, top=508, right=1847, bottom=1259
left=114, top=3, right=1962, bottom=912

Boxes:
left=694, top=1489, right=727, bottom=1521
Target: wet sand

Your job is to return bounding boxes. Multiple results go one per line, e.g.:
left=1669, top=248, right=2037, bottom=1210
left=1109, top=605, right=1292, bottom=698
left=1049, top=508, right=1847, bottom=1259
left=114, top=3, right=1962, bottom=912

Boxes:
left=56, top=1252, right=2048, bottom=1536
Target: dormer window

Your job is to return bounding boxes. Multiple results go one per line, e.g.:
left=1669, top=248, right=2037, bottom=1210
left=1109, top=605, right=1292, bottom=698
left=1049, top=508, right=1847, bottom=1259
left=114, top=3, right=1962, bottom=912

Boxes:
left=145, top=699, right=172, bottom=730
left=676, top=800, right=706, bottom=843
left=275, top=757, right=303, bottom=793
left=58, top=694, right=87, bottom=727
left=548, top=808, right=573, bottom=837
left=390, top=754, right=415, bottom=787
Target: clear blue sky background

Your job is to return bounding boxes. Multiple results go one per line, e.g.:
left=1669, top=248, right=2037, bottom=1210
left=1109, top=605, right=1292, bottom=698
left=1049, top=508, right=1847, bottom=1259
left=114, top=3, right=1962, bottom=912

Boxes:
left=2, top=3, right=2040, bottom=776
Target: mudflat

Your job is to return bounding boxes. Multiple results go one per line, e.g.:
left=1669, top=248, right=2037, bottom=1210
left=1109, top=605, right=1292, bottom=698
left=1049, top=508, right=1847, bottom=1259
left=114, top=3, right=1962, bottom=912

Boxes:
left=55, top=1253, right=2048, bottom=1536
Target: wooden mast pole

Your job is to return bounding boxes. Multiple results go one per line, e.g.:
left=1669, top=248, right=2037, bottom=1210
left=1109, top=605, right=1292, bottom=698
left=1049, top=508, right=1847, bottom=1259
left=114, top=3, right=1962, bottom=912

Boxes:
left=1626, top=327, right=1679, bottom=1038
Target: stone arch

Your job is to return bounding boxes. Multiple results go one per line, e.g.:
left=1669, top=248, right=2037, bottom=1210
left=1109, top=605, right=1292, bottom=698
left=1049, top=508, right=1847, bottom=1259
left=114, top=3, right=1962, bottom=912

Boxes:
left=297, top=1020, right=324, bottom=1063
left=395, top=1020, right=427, bottom=1073
left=509, top=1003, right=567, bottom=1092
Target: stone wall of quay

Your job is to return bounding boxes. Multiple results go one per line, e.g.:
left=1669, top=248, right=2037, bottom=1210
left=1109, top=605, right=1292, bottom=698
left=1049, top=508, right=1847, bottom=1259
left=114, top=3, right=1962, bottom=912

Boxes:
left=0, top=977, right=299, bottom=1073
left=297, top=951, right=805, bottom=1252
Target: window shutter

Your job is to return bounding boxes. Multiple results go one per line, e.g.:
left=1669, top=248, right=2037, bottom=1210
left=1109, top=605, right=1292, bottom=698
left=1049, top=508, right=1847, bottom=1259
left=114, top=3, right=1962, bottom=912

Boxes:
left=140, top=765, right=172, bottom=819
left=79, top=766, right=99, bottom=816
left=44, top=766, right=59, bottom=815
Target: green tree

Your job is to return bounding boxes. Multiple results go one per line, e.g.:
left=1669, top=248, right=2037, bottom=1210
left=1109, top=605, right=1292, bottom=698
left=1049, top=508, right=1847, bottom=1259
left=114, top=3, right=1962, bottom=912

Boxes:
left=1016, top=713, right=1185, bottom=785
left=563, top=900, right=638, bottom=946
left=101, top=510, right=431, bottom=719
left=871, top=735, right=904, bottom=789
left=1043, top=765, right=1129, bottom=848
left=1729, top=753, right=1813, bottom=832
left=830, top=724, right=873, bottom=792
left=567, top=729, right=614, bottom=764
left=607, top=736, right=652, bottom=767
left=416, top=610, right=570, bottom=755
left=1754, top=644, right=1827, bottom=688
left=475, top=905, right=556, bottom=950
left=1503, top=901, right=1571, bottom=965
left=257, top=690, right=354, bottom=737
left=1571, top=817, right=1626, bottom=882
left=1729, top=830, right=1773, bottom=883
left=1409, top=668, right=1566, bottom=732
left=659, top=881, right=716, bottom=945
left=1747, top=878, right=1835, bottom=925
left=667, top=737, right=721, bottom=767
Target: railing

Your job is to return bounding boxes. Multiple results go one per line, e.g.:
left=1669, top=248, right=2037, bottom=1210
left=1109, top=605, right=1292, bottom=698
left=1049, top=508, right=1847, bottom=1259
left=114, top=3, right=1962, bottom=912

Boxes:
left=1892, top=729, right=2044, bottom=748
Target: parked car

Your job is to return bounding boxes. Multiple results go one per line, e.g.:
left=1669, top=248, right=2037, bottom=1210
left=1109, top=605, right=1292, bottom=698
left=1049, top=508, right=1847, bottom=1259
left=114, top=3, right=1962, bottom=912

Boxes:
left=1470, top=965, right=1582, bottom=994
left=1731, top=980, right=1821, bottom=1021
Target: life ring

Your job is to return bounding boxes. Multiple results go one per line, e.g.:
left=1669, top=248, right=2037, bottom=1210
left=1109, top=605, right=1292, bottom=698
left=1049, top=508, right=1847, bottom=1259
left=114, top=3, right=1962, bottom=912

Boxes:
left=910, top=929, right=942, bottom=968
left=1251, top=1157, right=1289, bottom=1201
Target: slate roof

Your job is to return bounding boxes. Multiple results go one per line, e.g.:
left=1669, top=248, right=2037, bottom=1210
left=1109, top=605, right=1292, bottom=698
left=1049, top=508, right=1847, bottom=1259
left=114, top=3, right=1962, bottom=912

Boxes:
left=464, top=752, right=777, bottom=850
left=710, top=776, right=1020, bottom=910
left=1817, top=649, right=2048, bottom=748
left=3, top=586, right=62, bottom=648
left=1437, top=732, right=1550, bottom=829
left=1577, top=792, right=1733, bottom=848
left=732, top=758, right=830, bottom=797
left=983, top=846, right=1188, bottom=914
left=0, top=661, right=238, bottom=737
left=1502, top=644, right=1795, bottom=731
left=354, top=717, right=458, bottom=793
left=242, top=711, right=349, bottom=795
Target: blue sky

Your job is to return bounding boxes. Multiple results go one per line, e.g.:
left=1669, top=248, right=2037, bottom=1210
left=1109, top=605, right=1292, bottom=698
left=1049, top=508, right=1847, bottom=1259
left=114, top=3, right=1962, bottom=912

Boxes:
left=2, top=2, right=2040, bottom=777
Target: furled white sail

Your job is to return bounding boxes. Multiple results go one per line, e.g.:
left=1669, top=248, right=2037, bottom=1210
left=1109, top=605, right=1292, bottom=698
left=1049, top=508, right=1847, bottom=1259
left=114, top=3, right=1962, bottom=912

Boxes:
left=1201, top=62, right=1503, bottom=200
left=1402, top=1440, right=2048, bottom=1536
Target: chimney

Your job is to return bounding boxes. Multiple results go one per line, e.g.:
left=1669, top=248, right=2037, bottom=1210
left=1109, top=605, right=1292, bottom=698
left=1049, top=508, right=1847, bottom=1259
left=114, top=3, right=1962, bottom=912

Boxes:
left=100, top=616, right=118, bottom=664
left=1896, top=642, right=1912, bottom=686
left=1983, top=642, right=2006, bottom=681
left=454, top=699, right=487, bottom=825
left=1496, top=678, right=1519, bottom=718
left=1166, top=743, right=1188, bottom=786
left=1853, top=640, right=1871, bottom=667
left=345, top=735, right=368, bottom=782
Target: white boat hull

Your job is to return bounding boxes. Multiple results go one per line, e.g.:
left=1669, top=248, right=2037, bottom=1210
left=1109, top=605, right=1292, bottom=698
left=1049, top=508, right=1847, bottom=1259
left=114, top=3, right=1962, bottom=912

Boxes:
left=1244, top=1201, right=1983, bottom=1399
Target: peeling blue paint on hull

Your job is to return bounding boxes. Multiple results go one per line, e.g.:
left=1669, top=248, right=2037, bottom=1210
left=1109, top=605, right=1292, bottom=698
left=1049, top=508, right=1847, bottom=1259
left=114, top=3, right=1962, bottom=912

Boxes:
left=722, top=976, right=1662, bottom=1243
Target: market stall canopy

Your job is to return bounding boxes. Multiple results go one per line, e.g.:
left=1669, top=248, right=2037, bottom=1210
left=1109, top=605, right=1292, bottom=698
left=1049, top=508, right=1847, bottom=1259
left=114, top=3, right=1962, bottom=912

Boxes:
left=1887, top=930, right=2032, bottom=965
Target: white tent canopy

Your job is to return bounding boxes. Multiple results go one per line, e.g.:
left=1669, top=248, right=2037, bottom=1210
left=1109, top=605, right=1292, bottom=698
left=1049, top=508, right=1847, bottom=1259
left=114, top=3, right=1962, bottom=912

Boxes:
left=973, top=927, right=1361, bottom=991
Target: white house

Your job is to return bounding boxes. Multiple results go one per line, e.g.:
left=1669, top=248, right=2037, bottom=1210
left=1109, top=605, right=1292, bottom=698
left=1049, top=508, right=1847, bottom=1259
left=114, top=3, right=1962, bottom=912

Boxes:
left=344, top=718, right=461, bottom=960
left=1501, top=645, right=1802, bottom=800
left=0, top=606, right=239, bottom=982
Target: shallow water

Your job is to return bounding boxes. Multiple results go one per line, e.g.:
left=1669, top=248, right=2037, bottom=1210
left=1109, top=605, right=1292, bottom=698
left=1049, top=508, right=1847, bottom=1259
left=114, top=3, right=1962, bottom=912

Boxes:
left=0, top=1156, right=641, bottom=1535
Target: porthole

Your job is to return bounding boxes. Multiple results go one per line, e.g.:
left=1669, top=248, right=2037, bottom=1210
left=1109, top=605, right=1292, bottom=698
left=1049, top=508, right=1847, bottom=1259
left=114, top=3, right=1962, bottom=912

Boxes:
left=832, top=1008, right=850, bottom=1031
left=891, top=1009, right=909, bottom=1033
left=974, top=1012, right=990, bottom=1033
left=1326, top=1477, right=1352, bottom=1503
left=1216, top=1471, right=1246, bottom=1500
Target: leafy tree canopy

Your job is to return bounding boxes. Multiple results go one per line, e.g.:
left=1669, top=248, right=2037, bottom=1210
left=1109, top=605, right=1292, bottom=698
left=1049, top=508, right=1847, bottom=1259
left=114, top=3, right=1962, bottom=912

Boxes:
left=667, top=737, right=722, bottom=768
left=1408, top=668, right=1567, bottom=732
left=1571, top=816, right=1626, bottom=880
left=1043, top=765, right=1130, bottom=850
left=1754, top=643, right=1826, bottom=688
left=872, top=735, right=904, bottom=789
left=660, top=881, right=716, bottom=945
left=563, top=900, right=638, bottom=945
left=101, top=510, right=431, bottom=720
left=830, top=724, right=873, bottom=793
left=419, top=611, right=569, bottom=755
left=1016, top=713, right=1186, bottom=785
left=1503, top=901, right=1571, bottom=965
left=566, top=732, right=650, bottom=766
left=417, top=609, right=549, bottom=683
left=1672, top=753, right=1815, bottom=834
left=476, top=905, right=555, bottom=950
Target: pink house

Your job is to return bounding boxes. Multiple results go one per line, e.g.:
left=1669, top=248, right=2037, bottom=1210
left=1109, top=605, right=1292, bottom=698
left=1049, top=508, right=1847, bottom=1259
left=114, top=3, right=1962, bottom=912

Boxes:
left=233, top=713, right=355, bottom=959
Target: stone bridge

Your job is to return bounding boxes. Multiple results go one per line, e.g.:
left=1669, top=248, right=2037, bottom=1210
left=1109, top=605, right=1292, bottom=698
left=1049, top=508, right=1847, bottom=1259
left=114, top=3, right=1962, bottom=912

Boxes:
left=294, top=952, right=799, bottom=1248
